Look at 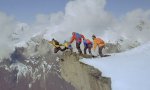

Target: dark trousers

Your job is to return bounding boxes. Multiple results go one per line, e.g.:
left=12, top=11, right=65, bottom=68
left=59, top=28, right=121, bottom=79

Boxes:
left=61, top=47, right=73, bottom=52
left=76, top=42, right=82, bottom=54
left=84, top=44, right=92, bottom=55
left=54, top=47, right=63, bottom=53
left=98, top=46, right=104, bottom=57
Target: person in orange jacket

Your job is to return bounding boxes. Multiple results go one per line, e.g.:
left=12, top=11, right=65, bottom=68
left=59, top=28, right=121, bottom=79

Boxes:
left=70, top=32, right=85, bottom=54
left=92, top=35, right=106, bottom=57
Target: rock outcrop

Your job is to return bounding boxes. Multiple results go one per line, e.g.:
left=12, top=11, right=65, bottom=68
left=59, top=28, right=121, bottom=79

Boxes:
left=60, top=51, right=111, bottom=90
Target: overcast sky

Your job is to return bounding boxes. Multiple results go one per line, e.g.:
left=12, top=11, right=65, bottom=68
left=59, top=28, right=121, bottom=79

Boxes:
left=0, top=0, right=149, bottom=23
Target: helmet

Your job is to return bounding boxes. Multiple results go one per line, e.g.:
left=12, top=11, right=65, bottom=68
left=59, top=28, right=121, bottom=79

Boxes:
left=52, top=38, right=55, bottom=41
left=72, top=32, right=75, bottom=35
left=92, top=34, right=96, bottom=38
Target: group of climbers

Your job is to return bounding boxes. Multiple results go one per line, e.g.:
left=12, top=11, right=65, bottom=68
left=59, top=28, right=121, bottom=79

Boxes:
left=49, top=32, right=107, bottom=57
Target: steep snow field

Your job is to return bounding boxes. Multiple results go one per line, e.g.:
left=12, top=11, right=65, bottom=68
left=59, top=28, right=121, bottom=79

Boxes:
left=81, top=42, right=150, bottom=90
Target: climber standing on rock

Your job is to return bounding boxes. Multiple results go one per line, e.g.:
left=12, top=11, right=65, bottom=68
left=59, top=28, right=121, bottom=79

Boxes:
left=70, top=32, right=85, bottom=54
left=92, top=35, right=110, bottom=57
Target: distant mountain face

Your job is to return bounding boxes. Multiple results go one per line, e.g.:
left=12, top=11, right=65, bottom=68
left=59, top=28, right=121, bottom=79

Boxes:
left=104, top=40, right=140, bottom=54
left=0, top=35, right=75, bottom=90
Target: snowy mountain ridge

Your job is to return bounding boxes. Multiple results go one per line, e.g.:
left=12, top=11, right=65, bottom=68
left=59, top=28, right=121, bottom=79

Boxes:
left=81, top=41, right=150, bottom=90
left=0, top=29, right=150, bottom=90
left=0, top=35, right=75, bottom=90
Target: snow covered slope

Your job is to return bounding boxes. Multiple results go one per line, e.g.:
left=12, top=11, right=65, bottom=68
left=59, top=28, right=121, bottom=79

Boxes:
left=81, top=42, right=150, bottom=90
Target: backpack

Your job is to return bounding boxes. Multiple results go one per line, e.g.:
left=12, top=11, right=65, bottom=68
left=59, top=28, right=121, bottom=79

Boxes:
left=86, top=39, right=91, bottom=44
left=54, top=40, right=59, bottom=45
left=75, top=33, right=82, bottom=39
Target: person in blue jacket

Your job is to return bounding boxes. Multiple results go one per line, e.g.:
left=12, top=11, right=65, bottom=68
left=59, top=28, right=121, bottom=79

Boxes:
left=83, top=39, right=93, bottom=55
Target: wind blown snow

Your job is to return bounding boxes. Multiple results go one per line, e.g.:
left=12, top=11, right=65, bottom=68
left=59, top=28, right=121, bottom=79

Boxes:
left=81, top=42, right=150, bottom=90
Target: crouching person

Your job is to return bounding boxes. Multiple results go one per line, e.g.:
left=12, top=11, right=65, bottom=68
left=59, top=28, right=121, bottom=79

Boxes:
left=49, top=38, right=64, bottom=53
left=83, top=39, right=93, bottom=55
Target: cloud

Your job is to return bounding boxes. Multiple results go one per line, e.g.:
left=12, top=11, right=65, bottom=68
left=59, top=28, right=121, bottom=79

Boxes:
left=39, top=0, right=116, bottom=42
left=108, top=9, right=150, bottom=43
left=40, top=0, right=150, bottom=50
left=36, top=0, right=150, bottom=45
left=0, top=12, right=17, bottom=58
left=42, top=0, right=150, bottom=43
left=1, top=0, right=150, bottom=58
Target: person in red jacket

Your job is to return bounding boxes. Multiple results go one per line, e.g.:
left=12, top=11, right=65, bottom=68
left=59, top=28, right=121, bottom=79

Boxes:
left=70, top=32, right=85, bottom=54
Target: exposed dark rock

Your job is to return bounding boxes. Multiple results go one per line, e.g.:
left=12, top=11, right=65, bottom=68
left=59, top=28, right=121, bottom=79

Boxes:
left=0, top=36, right=75, bottom=90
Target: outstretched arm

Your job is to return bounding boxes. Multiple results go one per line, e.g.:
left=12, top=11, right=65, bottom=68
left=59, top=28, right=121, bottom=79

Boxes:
left=70, top=35, right=75, bottom=44
left=93, top=40, right=97, bottom=51
left=48, top=41, right=53, bottom=44
left=59, top=43, right=64, bottom=46
left=81, top=34, right=85, bottom=40
left=48, top=41, right=59, bottom=47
